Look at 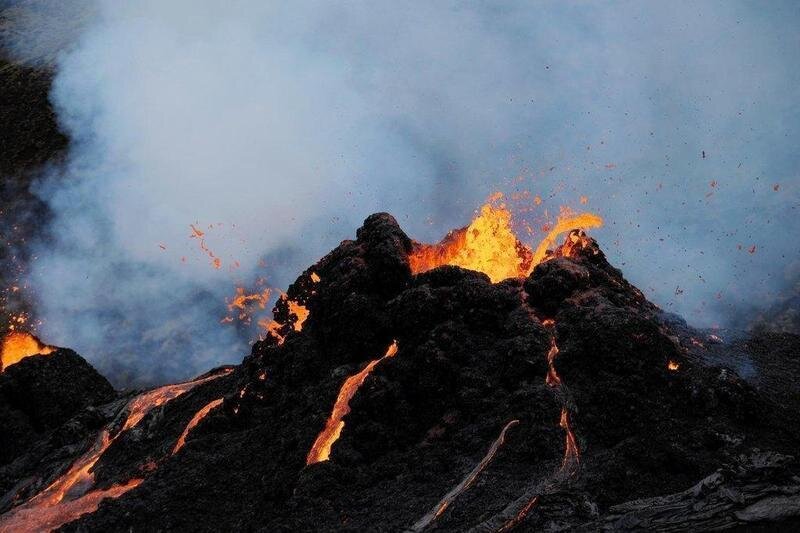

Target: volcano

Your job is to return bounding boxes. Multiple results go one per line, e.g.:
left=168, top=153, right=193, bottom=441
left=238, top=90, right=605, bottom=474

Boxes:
left=0, top=213, right=799, bottom=532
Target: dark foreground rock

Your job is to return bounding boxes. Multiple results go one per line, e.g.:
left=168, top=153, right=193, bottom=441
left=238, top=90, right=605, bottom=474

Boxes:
left=0, top=349, right=115, bottom=468
left=0, top=215, right=798, bottom=532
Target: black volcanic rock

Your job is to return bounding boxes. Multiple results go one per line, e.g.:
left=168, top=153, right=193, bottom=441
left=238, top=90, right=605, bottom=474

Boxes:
left=0, top=348, right=115, bottom=467
left=0, top=47, right=69, bottom=334
left=0, top=215, right=798, bottom=532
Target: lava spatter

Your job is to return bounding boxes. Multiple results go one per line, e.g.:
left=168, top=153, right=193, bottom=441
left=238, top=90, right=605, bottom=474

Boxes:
left=0, top=331, right=53, bottom=372
left=409, top=193, right=602, bottom=283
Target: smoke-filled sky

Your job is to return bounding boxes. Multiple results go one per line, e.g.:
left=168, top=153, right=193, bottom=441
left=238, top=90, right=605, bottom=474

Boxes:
left=4, top=1, right=799, bottom=386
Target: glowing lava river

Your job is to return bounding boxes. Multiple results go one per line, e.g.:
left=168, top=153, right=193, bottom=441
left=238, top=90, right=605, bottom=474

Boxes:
left=0, top=367, right=232, bottom=533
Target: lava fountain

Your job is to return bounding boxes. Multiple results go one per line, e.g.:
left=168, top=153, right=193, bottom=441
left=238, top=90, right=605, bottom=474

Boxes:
left=408, top=193, right=602, bottom=282
left=0, top=331, right=54, bottom=372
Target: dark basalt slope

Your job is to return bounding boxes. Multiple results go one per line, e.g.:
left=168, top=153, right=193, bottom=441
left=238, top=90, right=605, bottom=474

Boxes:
left=0, top=214, right=798, bottom=532
left=0, top=349, right=115, bottom=469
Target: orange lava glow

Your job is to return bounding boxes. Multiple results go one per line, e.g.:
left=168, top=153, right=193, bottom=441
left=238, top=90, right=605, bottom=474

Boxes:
left=173, top=398, right=224, bottom=454
left=288, top=300, right=310, bottom=331
left=306, top=341, right=398, bottom=464
left=227, top=287, right=271, bottom=318
left=530, top=211, right=603, bottom=266
left=411, top=420, right=520, bottom=531
left=258, top=295, right=310, bottom=345
left=498, top=496, right=540, bottom=533
left=559, top=408, right=580, bottom=473
left=0, top=368, right=232, bottom=532
left=667, top=360, right=680, bottom=372
left=409, top=202, right=531, bottom=283
left=409, top=194, right=602, bottom=282
left=189, top=223, right=222, bottom=269
left=1, top=331, right=54, bottom=372
left=545, top=337, right=561, bottom=387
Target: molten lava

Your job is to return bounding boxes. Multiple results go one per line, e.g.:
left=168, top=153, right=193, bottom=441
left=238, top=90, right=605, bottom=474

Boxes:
left=226, top=287, right=271, bottom=322
left=1, top=331, right=54, bottom=372
left=306, top=341, right=399, bottom=464
left=409, top=194, right=602, bottom=282
left=559, top=408, right=580, bottom=474
left=287, top=299, right=310, bottom=331
left=530, top=211, right=603, bottom=266
left=545, top=336, right=561, bottom=387
left=173, top=398, right=224, bottom=454
left=0, top=368, right=232, bottom=533
left=410, top=419, right=520, bottom=531
left=257, top=294, right=310, bottom=345
left=409, top=202, right=531, bottom=282
left=540, top=319, right=580, bottom=473
left=498, top=496, right=540, bottom=533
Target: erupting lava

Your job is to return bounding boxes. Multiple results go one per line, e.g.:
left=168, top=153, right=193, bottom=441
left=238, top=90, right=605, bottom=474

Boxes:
left=258, top=294, right=310, bottom=345
left=409, top=194, right=602, bottom=283
left=0, top=331, right=54, bottom=372
left=306, top=341, right=399, bottom=464
left=0, top=368, right=232, bottom=533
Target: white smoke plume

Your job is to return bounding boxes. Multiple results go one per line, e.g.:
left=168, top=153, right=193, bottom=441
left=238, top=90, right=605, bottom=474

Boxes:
left=3, top=1, right=799, bottom=385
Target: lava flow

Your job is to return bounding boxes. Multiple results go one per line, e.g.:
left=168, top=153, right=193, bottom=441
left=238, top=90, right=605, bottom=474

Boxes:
left=0, top=368, right=232, bottom=533
left=540, top=318, right=580, bottom=473
left=409, top=419, right=520, bottom=531
left=409, top=194, right=602, bottom=283
left=173, top=398, right=224, bottom=454
left=306, top=341, right=399, bottom=464
left=491, top=316, right=580, bottom=532
left=0, top=331, right=54, bottom=372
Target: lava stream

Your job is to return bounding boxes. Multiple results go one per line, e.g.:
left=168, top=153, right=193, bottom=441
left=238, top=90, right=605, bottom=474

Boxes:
left=173, top=398, right=224, bottom=454
left=409, top=420, right=520, bottom=532
left=559, top=408, right=579, bottom=474
left=545, top=335, right=561, bottom=387
left=496, top=496, right=540, bottom=533
left=306, top=341, right=398, bottom=464
left=489, top=318, right=579, bottom=532
left=529, top=213, right=603, bottom=266
left=540, top=319, right=580, bottom=471
left=0, top=368, right=232, bottom=533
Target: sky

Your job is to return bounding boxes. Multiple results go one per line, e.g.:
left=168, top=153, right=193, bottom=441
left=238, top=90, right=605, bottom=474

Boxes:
left=4, top=1, right=799, bottom=386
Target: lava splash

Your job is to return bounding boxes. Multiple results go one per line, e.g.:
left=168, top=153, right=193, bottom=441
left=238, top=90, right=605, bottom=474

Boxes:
left=409, top=194, right=602, bottom=282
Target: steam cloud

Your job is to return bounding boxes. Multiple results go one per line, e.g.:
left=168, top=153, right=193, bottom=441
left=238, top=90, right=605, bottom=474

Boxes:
left=4, top=1, right=799, bottom=386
